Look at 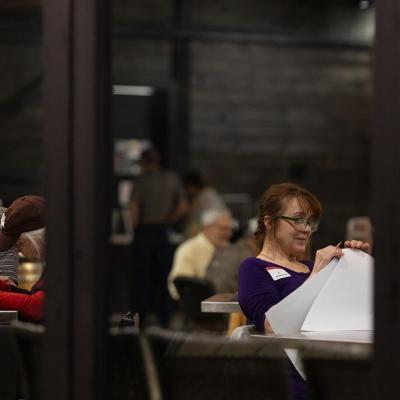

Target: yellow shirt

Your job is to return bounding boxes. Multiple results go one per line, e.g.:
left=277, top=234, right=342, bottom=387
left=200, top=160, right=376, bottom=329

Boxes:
left=168, top=232, right=215, bottom=300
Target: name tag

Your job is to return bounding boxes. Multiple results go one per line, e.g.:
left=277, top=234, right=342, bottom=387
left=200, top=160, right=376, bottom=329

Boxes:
left=266, top=267, right=291, bottom=281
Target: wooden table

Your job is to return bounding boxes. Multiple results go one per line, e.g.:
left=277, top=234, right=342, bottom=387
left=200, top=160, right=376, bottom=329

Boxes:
left=201, top=293, right=242, bottom=313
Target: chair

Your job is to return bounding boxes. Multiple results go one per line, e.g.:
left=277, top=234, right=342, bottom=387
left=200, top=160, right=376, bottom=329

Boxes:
left=146, top=326, right=290, bottom=400
left=173, top=277, right=227, bottom=331
left=14, top=323, right=161, bottom=400
left=302, top=342, right=372, bottom=400
left=11, top=321, right=45, bottom=400
left=108, top=326, right=161, bottom=400
left=230, top=324, right=258, bottom=340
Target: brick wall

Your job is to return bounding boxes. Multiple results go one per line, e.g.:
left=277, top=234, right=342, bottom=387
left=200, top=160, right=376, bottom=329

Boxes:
left=189, top=41, right=372, bottom=247
left=0, top=33, right=42, bottom=205
left=0, top=1, right=373, bottom=248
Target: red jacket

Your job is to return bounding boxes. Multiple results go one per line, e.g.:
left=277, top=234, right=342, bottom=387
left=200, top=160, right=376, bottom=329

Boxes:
left=0, top=278, right=44, bottom=322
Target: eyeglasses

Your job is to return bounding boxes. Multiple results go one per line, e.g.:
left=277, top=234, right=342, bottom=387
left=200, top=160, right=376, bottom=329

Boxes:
left=277, top=215, right=319, bottom=232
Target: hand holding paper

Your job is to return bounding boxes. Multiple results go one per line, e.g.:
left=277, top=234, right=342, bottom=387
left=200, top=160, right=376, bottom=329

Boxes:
left=265, top=249, right=373, bottom=379
left=265, top=248, right=374, bottom=334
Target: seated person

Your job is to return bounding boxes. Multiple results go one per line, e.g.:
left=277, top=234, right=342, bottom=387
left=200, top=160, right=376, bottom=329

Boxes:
left=0, top=248, right=18, bottom=286
left=0, top=207, right=18, bottom=285
left=183, top=170, right=229, bottom=238
left=168, top=209, right=233, bottom=300
left=238, top=182, right=369, bottom=400
left=0, top=218, right=44, bottom=287
left=205, top=218, right=258, bottom=293
left=0, top=196, right=45, bottom=322
left=346, top=216, right=373, bottom=254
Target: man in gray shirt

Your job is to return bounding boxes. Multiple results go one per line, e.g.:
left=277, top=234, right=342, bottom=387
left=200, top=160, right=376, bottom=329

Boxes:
left=129, top=148, right=188, bottom=326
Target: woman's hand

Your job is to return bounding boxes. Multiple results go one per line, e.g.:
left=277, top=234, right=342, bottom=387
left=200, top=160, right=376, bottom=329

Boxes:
left=344, top=240, right=370, bottom=253
left=264, top=318, right=274, bottom=334
left=311, top=245, right=343, bottom=277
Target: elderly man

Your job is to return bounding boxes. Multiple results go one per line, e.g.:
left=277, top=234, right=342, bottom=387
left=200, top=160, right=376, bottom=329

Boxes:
left=168, top=209, right=233, bottom=300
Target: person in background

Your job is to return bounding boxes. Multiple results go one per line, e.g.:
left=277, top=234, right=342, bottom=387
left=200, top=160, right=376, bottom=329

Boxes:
left=0, top=246, right=18, bottom=286
left=238, top=183, right=369, bottom=400
left=0, top=198, right=45, bottom=286
left=346, top=216, right=373, bottom=254
left=205, top=218, right=258, bottom=336
left=183, top=169, right=229, bottom=238
left=168, top=209, right=233, bottom=300
left=0, top=206, right=19, bottom=285
left=0, top=195, right=45, bottom=322
left=205, top=218, right=258, bottom=294
left=129, top=148, right=188, bottom=326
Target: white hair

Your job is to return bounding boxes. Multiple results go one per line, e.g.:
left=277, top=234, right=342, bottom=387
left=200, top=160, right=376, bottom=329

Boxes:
left=246, top=218, right=258, bottom=235
left=200, top=209, right=232, bottom=227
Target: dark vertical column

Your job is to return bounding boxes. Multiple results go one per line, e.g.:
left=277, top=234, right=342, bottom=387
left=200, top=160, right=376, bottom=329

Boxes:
left=71, top=0, right=110, bottom=399
left=169, top=0, right=190, bottom=173
left=372, top=1, right=400, bottom=398
left=42, top=0, right=72, bottom=398
left=43, top=0, right=110, bottom=399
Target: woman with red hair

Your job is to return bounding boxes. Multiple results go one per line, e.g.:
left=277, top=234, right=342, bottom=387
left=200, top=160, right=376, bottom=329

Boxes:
left=238, top=182, right=369, bottom=400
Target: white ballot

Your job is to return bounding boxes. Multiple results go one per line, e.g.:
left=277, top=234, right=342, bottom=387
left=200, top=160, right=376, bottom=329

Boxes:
left=265, top=249, right=374, bottom=379
left=265, top=249, right=373, bottom=334
left=265, top=259, right=338, bottom=334
left=302, top=249, right=373, bottom=331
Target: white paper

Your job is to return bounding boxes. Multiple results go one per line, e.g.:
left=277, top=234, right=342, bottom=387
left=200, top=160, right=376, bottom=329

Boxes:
left=264, top=249, right=374, bottom=379
left=285, top=349, right=306, bottom=380
left=301, top=330, right=373, bottom=343
left=301, top=249, right=373, bottom=331
left=265, top=258, right=338, bottom=334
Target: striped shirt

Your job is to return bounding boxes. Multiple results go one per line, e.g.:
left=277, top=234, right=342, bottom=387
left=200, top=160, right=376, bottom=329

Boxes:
left=0, top=247, right=18, bottom=285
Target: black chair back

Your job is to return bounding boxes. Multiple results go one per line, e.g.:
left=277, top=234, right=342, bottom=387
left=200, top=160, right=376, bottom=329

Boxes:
left=12, top=322, right=45, bottom=400
left=146, top=327, right=290, bottom=400
left=173, top=277, right=226, bottom=331
left=302, top=342, right=372, bottom=400
left=108, top=326, right=161, bottom=400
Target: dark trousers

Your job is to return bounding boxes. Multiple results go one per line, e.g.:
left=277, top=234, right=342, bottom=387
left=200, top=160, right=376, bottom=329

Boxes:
left=130, top=224, right=174, bottom=327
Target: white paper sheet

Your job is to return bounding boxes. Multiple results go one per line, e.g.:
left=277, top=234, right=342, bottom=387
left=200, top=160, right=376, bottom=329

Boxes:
left=285, top=349, right=306, bottom=380
left=265, top=259, right=338, bottom=334
left=301, top=249, right=373, bottom=331
left=264, top=249, right=374, bottom=379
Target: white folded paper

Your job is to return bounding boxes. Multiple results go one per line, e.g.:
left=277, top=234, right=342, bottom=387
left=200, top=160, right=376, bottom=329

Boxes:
left=266, top=249, right=373, bottom=333
left=265, top=249, right=374, bottom=378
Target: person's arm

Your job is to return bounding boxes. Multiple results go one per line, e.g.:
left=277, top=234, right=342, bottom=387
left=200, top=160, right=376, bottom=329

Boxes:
left=0, top=247, right=19, bottom=285
left=308, top=245, right=343, bottom=278
left=264, top=319, right=274, bottom=334
left=166, top=174, right=189, bottom=225
left=309, top=240, right=370, bottom=279
left=0, top=290, right=44, bottom=321
left=128, top=199, right=140, bottom=229
left=167, top=197, right=189, bottom=225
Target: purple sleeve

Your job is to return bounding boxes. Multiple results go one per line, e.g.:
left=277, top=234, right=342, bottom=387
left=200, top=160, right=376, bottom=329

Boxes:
left=237, top=258, right=280, bottom=332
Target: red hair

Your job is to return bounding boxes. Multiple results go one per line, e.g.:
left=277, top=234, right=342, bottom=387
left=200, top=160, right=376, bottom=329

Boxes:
left=254, top=182, right=323, bottom=251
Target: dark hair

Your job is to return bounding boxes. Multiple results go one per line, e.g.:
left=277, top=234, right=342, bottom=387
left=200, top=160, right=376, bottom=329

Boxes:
left=183, top=169, right=208, bottom=188
left=141, top=148, right=160, bottom=165
left=254, top=182, right=323, bottom=251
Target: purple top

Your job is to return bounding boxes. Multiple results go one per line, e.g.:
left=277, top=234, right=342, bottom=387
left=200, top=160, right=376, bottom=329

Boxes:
left=238, top=257, right=314, bottom=332
left=238, top=257, right=314, bottom=400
